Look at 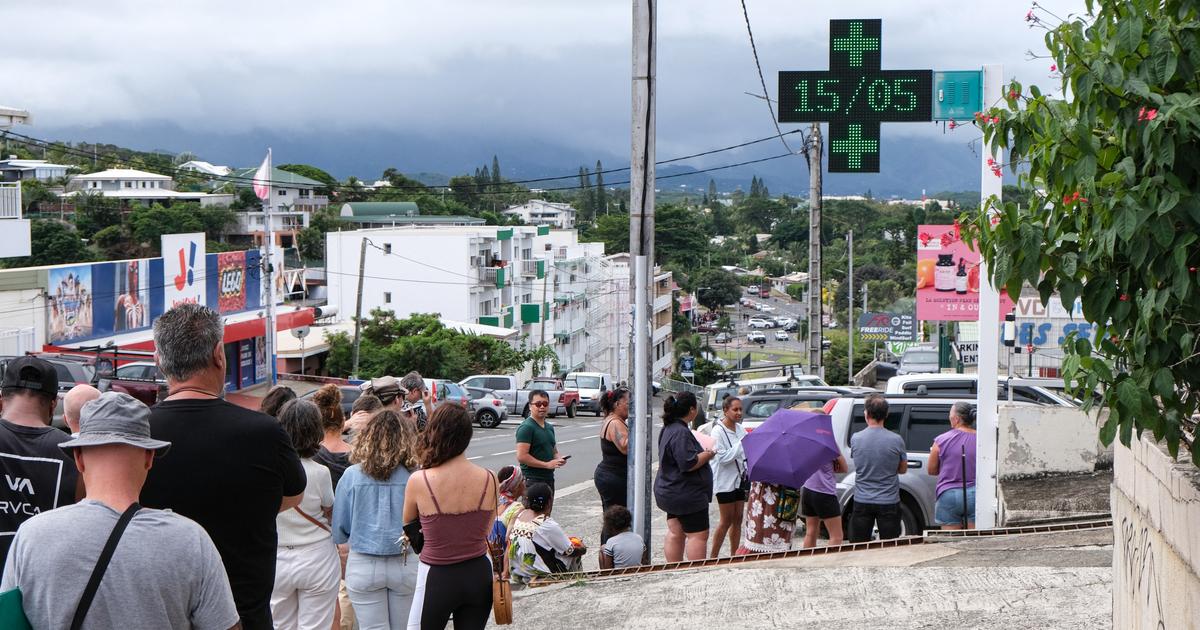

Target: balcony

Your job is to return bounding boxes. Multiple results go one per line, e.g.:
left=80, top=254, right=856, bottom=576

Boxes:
left=0, top=183, right=30, bottom=258
left=480, top=266, right=506, bottom=288
left=478, top=305, right=514, bottom=329
left=521, top=259, right=546, bottom=279
left=653, top=293, right=671, bottom=313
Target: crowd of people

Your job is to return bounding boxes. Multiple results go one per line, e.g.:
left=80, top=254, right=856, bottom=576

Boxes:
left=0, top=302, right=979, bottom=628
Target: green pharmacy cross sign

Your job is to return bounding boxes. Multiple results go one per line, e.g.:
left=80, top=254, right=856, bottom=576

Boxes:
left=779, top=19, right=933, bottom=173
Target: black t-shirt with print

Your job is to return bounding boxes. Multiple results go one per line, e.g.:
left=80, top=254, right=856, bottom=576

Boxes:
left=0, top=419, right=79, bottom=574
left=140, top=399, right=306, bottom=630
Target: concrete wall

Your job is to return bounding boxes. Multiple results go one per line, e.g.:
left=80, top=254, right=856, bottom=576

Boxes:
left=997, top=404, right=1111, bottom=477
left=1112, top=437, right=1200, bottom=629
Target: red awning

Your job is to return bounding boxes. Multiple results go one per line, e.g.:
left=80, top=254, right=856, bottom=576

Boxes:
left=47, top=308, right=316, bottom=353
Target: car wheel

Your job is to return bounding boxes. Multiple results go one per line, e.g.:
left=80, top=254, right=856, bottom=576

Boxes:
left=477, top=409, right=501, bottom=429
left=566, top=402, right=576, bottom=418
left=898, top=497, right=922, bottom=536
left=521, top=403, right=530, bottom=418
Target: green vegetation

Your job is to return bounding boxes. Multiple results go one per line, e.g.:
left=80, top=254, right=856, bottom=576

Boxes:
left=968, top=0, right=1200, bottom=466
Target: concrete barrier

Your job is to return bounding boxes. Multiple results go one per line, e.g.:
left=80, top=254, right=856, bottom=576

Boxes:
left=1112, top=437, right=1200, bottom=629
left=997, top=404, right=1111, bottom=478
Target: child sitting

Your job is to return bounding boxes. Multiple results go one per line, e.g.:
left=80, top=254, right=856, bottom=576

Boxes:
left=600, top=505, right=645, bottom=569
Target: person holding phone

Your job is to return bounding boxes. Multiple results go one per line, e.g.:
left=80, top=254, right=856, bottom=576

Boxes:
left=515, top=390, right=565, bottom=490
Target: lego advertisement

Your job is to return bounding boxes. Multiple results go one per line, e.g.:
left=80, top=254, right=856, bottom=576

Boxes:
left=915, top=224, right=1013, bottom=321
left=217, top=251, right=247, bottom=313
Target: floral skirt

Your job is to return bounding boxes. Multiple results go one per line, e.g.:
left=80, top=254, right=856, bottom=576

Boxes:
left=738, top=481, right=801, bottom=554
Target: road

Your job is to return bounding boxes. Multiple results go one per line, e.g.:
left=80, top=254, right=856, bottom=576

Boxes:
left=465, top=393, right=664, bottom=489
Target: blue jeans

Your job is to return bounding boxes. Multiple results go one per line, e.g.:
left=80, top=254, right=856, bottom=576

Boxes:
left=345, top=550, right=418, bottom=630
left=935, top=486, right=976, bottom=526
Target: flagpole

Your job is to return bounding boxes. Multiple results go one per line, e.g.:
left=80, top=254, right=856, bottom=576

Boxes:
left=263, top=148, right=278, bottom=386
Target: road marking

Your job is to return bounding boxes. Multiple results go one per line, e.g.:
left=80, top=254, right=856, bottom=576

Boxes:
left=487, top=450, right=516, bottom=457
left=468, top=456, right=483, bottom=461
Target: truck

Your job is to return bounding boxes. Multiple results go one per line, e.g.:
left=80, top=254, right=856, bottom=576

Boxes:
left=458, top=374, right=578, bottom=418
left=564, top=371, right=616, bottom=416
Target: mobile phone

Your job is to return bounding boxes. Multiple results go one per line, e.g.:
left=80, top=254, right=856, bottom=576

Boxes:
left=561, top=455, right=572, bottom=460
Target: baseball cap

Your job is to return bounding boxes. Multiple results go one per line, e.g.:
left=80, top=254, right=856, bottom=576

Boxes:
left=59, top=391, right=171, bottom=456
left=2, top=356, right=59, bottom=396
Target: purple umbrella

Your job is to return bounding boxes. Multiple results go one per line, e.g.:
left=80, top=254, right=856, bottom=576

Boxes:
left=742, top=409, right=840, bottom=488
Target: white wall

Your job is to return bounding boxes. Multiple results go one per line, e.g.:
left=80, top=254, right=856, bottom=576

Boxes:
left=997, top=404, right=1112, bottom=478
left=1112, top=437, right=1200, bottom=629
left=0, top=288, right=46, bottom=348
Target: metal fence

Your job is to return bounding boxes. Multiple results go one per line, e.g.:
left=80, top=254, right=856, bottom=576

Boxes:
left=660, top=377, right=703, bottom=395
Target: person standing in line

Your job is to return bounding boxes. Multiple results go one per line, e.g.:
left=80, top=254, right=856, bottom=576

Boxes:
left=63, top=383, right=101, bottom=436
left=140, top=303, right=307, bottom=630
left=403, top=404, right=497, bottom=630
left=1, top=392, right=239, bottom=630
left=399, top=372, right=433, bottom=431
left=0, top=356, right=81, bottom=574
left=332, top=409, right=420, bottom=630
left=260, top=385, right=297, bottom=418
left=312, top=385, right=352, bottom=489
left=708, top=395, right=747, bottom=558
left=801, top=453, right=849, bottom=548
left=927, top=402, right=978, bottom=530
left=593, top=387, right=630, bottom=540
left=515, top=390, right=565, bottom=490
left=271, top=400, right=340, bottom=630
left=653, top=392, right=716, bottom=562
left=848, top=394, right=907, bottom=543
left=343, top=393, right=383, bottom=434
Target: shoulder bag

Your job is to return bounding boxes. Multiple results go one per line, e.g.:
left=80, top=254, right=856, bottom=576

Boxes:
left=291, top=506, right=330, bottom=533
left=719, top=425, right=751, bottom=494
left=70, top=503, right=141, bottom=630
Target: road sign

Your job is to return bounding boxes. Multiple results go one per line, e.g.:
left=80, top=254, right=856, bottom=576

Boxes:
left=680, top=355, right=695, bottom=378
left=779, top=19, right=933, bottom=172
left=857, top=311, right=916, bottom=341
left=954, top=341, right=979, bottom=366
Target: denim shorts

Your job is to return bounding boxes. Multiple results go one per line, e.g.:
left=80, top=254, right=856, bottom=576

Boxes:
left=935, top=486, right=976, bottom=525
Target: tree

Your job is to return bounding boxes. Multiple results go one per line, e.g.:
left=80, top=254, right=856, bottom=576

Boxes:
left=674, top=333, right=715, bottom=360
left=707, top=179, right=718, bottom=207
left=654, top=204, right=709, bottom=267
left=577, top=167, right=594, bottom=222
left=2, top=219, right=93, bottom=268
left=689, top=267, right=742, bottom=310
left=581, top=213, right=628, bottom=255
left=966, top=0, right=1200, bottom=465
left=128, top=204, right=204, bottom=253
left=491, top=155, right=502, bottom=188
left=594, top=160, right=607, bottom=216
left=279, top=164, right=338, bottom=196
left=73, top=193, right=123, bottom=235
left=823, top=329, right=875, bottom=386
left=735, top=197, right=782, bottom=233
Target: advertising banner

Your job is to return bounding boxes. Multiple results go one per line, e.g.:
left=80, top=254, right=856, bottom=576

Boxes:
left=915, top=224, right=1013, bottom=321
left=113, top=260, right=150, bottom=332
left=162, top=232, right=206, bottom=309
left=217, top=251, right=247, bottom=313
left=48, top=265, right=94, bottom=343
left=857, top=312, right=916, bottom=341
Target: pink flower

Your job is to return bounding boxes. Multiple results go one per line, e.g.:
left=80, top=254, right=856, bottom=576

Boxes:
left=1050, top=64, right=1058, bottom=72
left=949, top=121, right=957, bottom=129
left=1063, top=194, right=1072, bottom=205
left=1026, top=9, right=1034, bottom=20
left=1009, top=89, right=1019, bottom=99
left=1119, top=294, right=1129, bottom=302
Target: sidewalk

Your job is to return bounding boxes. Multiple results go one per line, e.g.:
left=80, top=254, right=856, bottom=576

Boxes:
left=507, top=483, right=1113, bottom=629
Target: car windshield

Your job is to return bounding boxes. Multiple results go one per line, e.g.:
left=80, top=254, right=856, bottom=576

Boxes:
left=903, top=351, right=939, bottom=364
left=573, top=376, right=601, bottom=389
left=526, top=381, right=553, bottom=391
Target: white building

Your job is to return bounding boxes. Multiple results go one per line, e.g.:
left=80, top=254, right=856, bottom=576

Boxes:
left=0, top=158, right=72, bottom=182
left=178, top=160, right=232, bottom=177
left=222, top=166, right=329, bottom=247
left=63, top=168, right=233, bottom=206
left=503, top=200, right=577, bottom=229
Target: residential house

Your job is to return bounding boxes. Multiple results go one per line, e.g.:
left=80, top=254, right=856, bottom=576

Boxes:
left=339, top=201, right=484, bottom=228
left=177, top=160, right=232, bottom=177
left=0, top=158, right=72, bottom=182
left=63, top=168, right=234, bottom=207
left=503, top=200, right=577, bottom=229
left=221, top=166, right=329, bottom=247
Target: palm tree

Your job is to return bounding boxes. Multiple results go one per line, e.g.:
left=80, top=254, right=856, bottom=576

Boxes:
left=674, top=333, right=715, bottom=360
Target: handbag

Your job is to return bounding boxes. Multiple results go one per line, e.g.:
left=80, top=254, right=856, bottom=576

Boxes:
left=402, top=519, right=425, bottom=554
left=0, top=588, right=32, bottom=630
left=71, top=503, right=141, bottom=630
left=292, top=506, right=330, bottom=532
left=719, top=425, right=751, bottom=494
left=776, top=486, right=802, bottom=523
left=487, top=513, right=514, bottom=625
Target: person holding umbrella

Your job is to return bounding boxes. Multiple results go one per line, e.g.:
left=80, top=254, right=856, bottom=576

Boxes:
left=926, top=402, right=977, bottom=529
left=653, top=392, right=716, bottom=562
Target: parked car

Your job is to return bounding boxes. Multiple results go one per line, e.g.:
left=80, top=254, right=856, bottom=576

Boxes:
left=747, top=318, right=772, bottom=329
left=703, top=374, right=828, bottom=412
left=773, top=330, right=789, bottom=341
left=760, top=305, right=777, bottom=313
left=32, top=354, right=108, bottom=431
left=458, top=374, right=573, bottom=418
left=695, top=323, right=719, bottom=334
left=106, top=361, right=167, bottom=408
left=300, top=384, right=362, bottom=416
left=773, top=317, right=796, bottom=328
left=898, top=346, right=940, bottom=375
left=747, top=285, right=760, bottom=294
left=714, top=332, right=732, bottom=344
left=746, top=331, right=767, bottom=344
left=884, top=374, right=1079, bottom=406
left=564, top=371, right=615, bottom=416
left=464, top=387, right=508, bottom=428
left=740, top=386, right=877, bottom=425
left=525, top=377, right=580, bottom=417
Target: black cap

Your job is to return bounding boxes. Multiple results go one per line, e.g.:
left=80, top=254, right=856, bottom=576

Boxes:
left=2, top=357, right=59, bottom=396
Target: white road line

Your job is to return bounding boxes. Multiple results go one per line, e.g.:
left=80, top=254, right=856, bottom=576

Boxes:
left=487, top=450, right=516, bottom=457
left=468, top=456, right=483, bottom=460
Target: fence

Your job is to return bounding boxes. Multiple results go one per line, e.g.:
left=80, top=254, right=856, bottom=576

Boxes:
left=0, top=327, right=35, bottom=356
left=660, top=377, right=703, bottom=395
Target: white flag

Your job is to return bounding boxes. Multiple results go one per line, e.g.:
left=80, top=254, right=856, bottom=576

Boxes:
left=252, top=149, right=271, bottom=200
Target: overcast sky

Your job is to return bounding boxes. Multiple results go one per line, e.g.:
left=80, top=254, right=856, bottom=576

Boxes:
left=5, top=0, right=1085, bottom=169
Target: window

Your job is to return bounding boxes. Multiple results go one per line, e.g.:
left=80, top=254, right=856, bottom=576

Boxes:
left=124, top=182, right=133, bottom=188
left=383, top=292, right=392, bottom=303
left=848, top=404, right=905, bottom=441
left=383, top=243, right=392, bottom=254
left=485, top=377, right=510, bottom=391
left=906, top=406, right=953, bottom=452
left=903, top=381, right=974, bottom=396
left=140, top=181, right=147, bottom=188
left=522, top=293, right=532, bottom=303
left=89, top=181, right=99, bottom=189
left=745, top=399, right=782, bottom=419
left=479, top=301, right=492, bottom=315
left=522, top=248, right=532, bottom=260
left=278, top=189, right=287, bottom=196
left=299, top=189, right=310, bottom=198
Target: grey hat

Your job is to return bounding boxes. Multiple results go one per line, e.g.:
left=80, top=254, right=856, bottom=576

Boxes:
left=59, top=392, right=171, bottom=456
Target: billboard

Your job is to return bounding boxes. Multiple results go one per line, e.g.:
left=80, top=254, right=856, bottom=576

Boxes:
left=857, top=311, right=916, bottom=341
left=48, top=265, right=93, bottom=344
left=112, top=260, right=150, bottom=332
left=162, top=232, right=206, bottom=308
left=217, top=251, right=247, bottom=313
left=915, top=224, right=1012, bottom=321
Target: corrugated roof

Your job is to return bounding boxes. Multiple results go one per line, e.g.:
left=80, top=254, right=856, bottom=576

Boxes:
left=341, top=201, right=419, bottom=217
left=226, top=166, right=324, bottom=189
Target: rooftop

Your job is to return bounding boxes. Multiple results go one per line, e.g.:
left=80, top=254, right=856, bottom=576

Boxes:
left=340, top=201, right=419, bottom=218
left=72, top=168, right=172, bottom=180
left=224, top=166, right=324, bottom=189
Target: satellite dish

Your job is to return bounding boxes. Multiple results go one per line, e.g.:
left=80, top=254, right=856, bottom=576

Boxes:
left=291, top=326, right=310, bottom=340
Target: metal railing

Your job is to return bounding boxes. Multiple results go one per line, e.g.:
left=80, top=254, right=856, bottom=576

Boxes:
left=0, top=182, right=21, bottom=219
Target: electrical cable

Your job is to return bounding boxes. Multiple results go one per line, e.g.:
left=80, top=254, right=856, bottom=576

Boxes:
left=740, top=0, right=796, bottom=156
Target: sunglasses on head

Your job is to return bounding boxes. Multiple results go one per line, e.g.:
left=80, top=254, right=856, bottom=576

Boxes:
left=531, top=401, right=549, bottom=408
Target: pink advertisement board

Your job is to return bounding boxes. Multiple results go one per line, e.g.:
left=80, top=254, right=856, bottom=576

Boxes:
left=915, top=224, right=1013, bottom=321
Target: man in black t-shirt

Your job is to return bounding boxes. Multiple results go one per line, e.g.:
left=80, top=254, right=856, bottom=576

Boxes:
left=140, top=304, right=306, bottom=630
left=0, top=356, right=80, bottom=576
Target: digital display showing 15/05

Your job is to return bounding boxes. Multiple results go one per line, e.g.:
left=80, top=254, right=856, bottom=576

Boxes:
left=778, top=70, right=933, bottom=124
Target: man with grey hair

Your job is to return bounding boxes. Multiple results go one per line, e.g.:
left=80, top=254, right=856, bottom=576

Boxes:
left=63, top=383, right=101, bottom=435
left=140, top=303, right=306, bottom=630
left=398, top=371, right=432, bottom=430
left=2, top=392, right=240, bottom=629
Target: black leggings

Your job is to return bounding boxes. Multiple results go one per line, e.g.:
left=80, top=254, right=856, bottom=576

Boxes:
left=418, top=555, right=493, bottom=630
left=594, top=464, right=627, bottom=543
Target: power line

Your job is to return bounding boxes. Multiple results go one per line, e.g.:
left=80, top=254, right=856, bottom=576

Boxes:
left=740, top=0, right=796, bottom=156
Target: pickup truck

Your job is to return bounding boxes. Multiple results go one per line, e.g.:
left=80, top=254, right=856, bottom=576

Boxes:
left=458, top=374, right=577, bottom=418
left=525, top=377, right=579, bottom=418
left=104, top=361, right=168, bottom=407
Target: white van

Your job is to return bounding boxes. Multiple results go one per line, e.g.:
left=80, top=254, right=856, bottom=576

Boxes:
left=564, top=372, right=615, bottom=416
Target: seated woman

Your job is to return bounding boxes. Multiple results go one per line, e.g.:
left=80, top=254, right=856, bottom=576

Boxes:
left=489, top=466, right=526, bottom=550
left=506, top=483, right=586, bottom=585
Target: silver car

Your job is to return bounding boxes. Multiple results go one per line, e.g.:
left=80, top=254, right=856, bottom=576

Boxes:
left=465, top=387, right=508, bottom=429
left=898, top=347, right=940, bottom=375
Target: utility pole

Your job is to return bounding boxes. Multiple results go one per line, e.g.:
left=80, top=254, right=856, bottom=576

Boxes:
left=847, top=229, right=853, bottom=383
left=807, top=123, right=823, bottom=377
left=628, top=0, right=656, bottom=551
left=351, top=236, right=368, bottom=377
left=976, top=64, right=1004, bottom=529
left=262, top=148, right=278, bottom=386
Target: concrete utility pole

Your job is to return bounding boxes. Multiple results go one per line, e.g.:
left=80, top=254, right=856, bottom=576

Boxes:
left=628, top=0, right=656, bottom=549
left=351, top=236, right=368, bottom=377
left=807, top=123, right=823, bottom=377
left=262, top=149, right=278, bottom=386
left=976, top=64, right=1004, bottom=529
left=847, top=229, right=853, bottom=382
